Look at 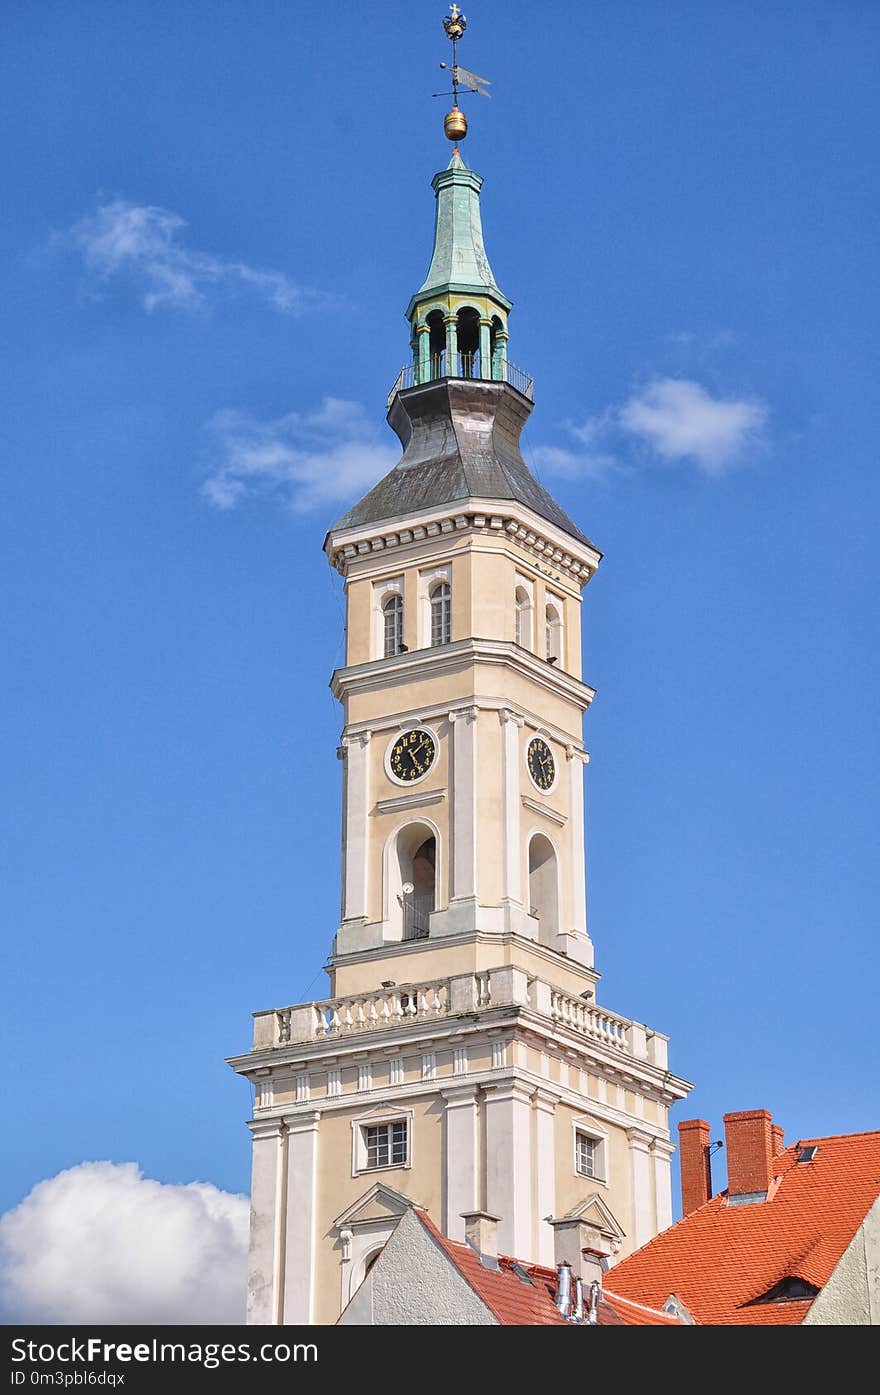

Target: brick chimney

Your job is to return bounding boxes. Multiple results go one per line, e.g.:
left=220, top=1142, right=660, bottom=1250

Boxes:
left=771, top=1123, right=785, bottom=1156
left=724, top=1109, right=776, bottom=1199
left=678, top=1119, right=713, bottom=1215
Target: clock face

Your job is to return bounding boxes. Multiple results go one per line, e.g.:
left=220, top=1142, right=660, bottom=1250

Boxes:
left=527, top=736, right=555, bottom=792
left=389, top=728, right=437, bottom=783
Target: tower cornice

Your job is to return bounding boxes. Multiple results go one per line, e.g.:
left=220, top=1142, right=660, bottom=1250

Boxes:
left=326, top=497, right=601, bottom=587
left=329, top=637, right=597, bottom=712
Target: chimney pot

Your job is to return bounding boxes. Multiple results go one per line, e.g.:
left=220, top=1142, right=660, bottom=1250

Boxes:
left=678, top=1119, right=713, bottom=1215
left=723, top=1109, right=777, bottom=1199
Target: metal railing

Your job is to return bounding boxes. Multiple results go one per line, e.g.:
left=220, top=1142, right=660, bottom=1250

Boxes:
left=387, top=354, right=534, bottom=407
left=402, top=892, right=433, bottom=941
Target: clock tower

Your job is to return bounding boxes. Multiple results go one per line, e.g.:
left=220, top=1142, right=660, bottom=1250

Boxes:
left=229, top=9, right=691, bottom=1326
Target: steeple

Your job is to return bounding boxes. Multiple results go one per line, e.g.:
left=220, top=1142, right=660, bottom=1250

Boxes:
left=407, top=151, right=511, bottom=320
left=331, top=11, right=593, bottom=549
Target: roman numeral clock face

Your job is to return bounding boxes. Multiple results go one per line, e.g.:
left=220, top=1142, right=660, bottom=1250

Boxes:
left=527, top=736, right=556, bottom=791
left=389, top=728, right=436, bottom=783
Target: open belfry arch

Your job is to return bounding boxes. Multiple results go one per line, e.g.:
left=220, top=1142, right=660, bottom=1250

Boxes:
left=228, top=6, right=692, bottom=1326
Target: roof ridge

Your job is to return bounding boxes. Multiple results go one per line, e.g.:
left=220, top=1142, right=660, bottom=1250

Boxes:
left=789, top=1128, right=880, bottom=1147
left=603, top=1287, right=678, bottom=1320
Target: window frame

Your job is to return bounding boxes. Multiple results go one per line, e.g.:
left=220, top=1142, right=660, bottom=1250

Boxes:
left=571, top=1119, right=608, bottom=1185
left=545, top=595, right=564, bottom=666
left=418, top=565, right=452, bottom=649
left=514, top=576, right=534, bottom=651
left=351, top=1108, right=414, bottom=1177
left=382, top=591, right=405, bottom=659
left=372, top=577, right=405, bottom=661
left=429, top=579, right=452, bottom=647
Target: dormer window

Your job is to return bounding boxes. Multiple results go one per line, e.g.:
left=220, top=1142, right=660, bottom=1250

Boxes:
left=746, top=1276, right=820, bottom=1305
left=383, top=593, right=404, bottom=658
left=430, top=580, right=452, bottom=646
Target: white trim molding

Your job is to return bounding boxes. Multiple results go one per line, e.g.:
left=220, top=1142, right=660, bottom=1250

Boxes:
left=418, top=563, right=452, bottom=649
left=371, top=575, right=404, bottom=661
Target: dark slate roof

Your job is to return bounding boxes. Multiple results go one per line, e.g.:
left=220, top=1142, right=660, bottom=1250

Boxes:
left=330, top=379, right=598, bottom=553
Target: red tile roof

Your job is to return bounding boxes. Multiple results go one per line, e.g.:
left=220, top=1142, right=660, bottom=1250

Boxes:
left=415, top=1210, right=681, bottom=1326
left=609, top=1129, right=880, bottom=1325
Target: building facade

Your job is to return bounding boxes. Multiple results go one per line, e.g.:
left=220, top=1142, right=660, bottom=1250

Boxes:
left=228, top=40, right=692, bottom=1325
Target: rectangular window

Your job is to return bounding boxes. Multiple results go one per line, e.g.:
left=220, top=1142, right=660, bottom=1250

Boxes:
left=576, top=1132, right=597, bottom=1178
left=364, top=1120, right=408, bottom=1170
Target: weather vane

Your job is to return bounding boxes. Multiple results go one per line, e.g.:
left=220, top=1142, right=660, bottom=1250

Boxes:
left=435, top=5, right=491, bottom=145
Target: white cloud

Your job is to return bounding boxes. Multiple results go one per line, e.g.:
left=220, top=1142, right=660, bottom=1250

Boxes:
left=618, top=378, right=767, bottom=473
left=0, top=1162, right=248, bottom=1324
left=67, top=200, right=324, bottom=315
left=538, top=378, right=767, bottom=481
left=203, top=397, right=398, bottom=513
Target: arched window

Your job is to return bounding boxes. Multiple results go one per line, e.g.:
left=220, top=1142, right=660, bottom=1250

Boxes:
left=430, top=581, right=451, bottom=647
left=456, top=306, right=480, bottom=378
left=383, top=593, right=404, bottom=658
left=426, top=309, right=445, bottom=380
left=392, top=821, right=437, bottom=941
left=515, top=586, right=532, bottom=649
left=528, top=833, right=559, bottom=949
left=545, top=602, right=563, bottom=665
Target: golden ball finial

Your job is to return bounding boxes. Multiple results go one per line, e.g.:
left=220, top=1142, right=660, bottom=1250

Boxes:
left=444, top=106, right=468, bottom=142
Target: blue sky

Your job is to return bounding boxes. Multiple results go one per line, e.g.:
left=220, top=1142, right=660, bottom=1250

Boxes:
left=1, top=0, right=879, bottom=1315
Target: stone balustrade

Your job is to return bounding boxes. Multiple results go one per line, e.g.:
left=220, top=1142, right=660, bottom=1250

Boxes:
left=252, top=965, right=668, bottom=1068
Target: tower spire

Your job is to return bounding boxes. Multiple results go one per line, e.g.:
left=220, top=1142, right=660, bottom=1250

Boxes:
left=438, top=6, right=491, bottom=147
left=442, top=5, right=469, bottom=145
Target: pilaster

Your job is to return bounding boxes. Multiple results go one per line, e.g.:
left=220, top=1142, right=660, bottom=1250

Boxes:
left=484, top=1079, right=533, bottom=1259
left=533, top=1088, right=559, bottom=1265
left=651, top=1138, right=675, bottom=1234
left=499, top=708, right=524, bottom=907
left=442, top=1084, right=479, bottom=1240
left=448, top=705, right=478, bottom=903
left=627, top=1126, right=655, bottom=1250
left=340, top=731, right=371, bottom=923
left=246, top=1118, right=287, bottom=1325
left=282, top=1111, right=320, bottom=1324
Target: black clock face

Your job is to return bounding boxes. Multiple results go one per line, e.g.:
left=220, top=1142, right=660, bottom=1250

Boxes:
left=527, top=736, right=555, bottom=791
left=389, top=728, right=436, bottom=783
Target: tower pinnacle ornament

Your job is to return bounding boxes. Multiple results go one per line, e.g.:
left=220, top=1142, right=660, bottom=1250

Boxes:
left=438, top=5, right=491, bottom=144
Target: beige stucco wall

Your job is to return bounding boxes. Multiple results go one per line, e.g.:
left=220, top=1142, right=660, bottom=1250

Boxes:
left=330, top=934, right=596, bottom=999
left=312, top=1094, right=445, bottom=1325
left=343, top=531, right=585, bottom=680
left=552, top=1100, right=637, bottom=1248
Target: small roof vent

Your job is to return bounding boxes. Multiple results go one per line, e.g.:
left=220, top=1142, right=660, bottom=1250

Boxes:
left=797, top=1145, right=818, bottom=1163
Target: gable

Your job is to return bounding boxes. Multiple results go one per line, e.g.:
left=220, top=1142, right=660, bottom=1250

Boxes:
left=338, top=1208, right=496, bottom=1326
left=333, top=1181, right=416, bottom=1231
left=562, top=1193, right=626, bottom=1242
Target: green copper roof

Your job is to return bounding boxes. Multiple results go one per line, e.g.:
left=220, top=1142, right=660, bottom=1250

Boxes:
left=406, top=152, right=511, bottom=319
